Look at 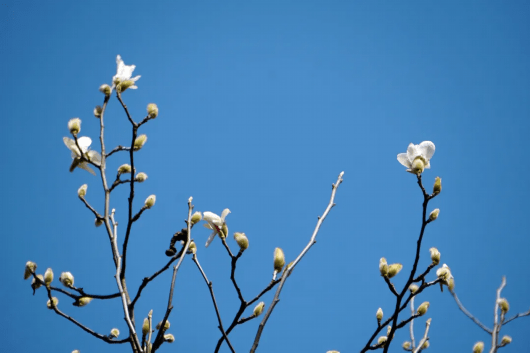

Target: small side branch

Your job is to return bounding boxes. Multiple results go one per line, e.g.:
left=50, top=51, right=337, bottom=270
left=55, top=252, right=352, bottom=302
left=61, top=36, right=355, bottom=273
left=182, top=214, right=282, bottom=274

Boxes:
left=413, top=318, right=431, bottom=353
left=106, top=145, right=131, bottom=158
left=449, top=290, right=492, bottom=334
left=490, top=277, right=507, bottom=353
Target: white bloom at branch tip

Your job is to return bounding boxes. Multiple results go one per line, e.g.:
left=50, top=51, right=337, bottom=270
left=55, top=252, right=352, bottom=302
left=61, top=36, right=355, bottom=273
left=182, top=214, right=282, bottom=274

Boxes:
left=144, top=195, right=156, bottom=209
left=156, top=320, right=170, bottom=331
left=47, top=297, right=59, bottom=309
left=63, top=136, right=101, bottom=176
left=109, top=328, right=120, bottom=338
left=31, top=274, right=44, bottom=292
left=164, top=334, right=175, bottom=343
left=498, top=298, right=509, bottom=313
left=147, top=103, right=158, bottom=119
left=429, top=247, right=440, bottom=265
left=118, top=164, right=132, bottom=174
left=78, top=184, right=87, bottom=197
left=68, top=118, right=81, bottom=136
left=44, top=268, right=53, bottom=287
left=24, top=261, right=37, bottom=280
left=253, top=302, right=265, bottom=317
left=112, top=55, right=140, bottom=92
left=429, top=208, right=440, bottom=221
left=203, top=209, right=231, bottom=247
left=234, top=232, right=249, bottom=251
left=135, top=172, right=148, bottom=182
left=473, top=341, right=484, bottom=353
left=397, top=141, right=435, bottom=175
left=59, top=272, right=74, bottom=288
left=379, top=257, right=388, bottom=277
left=133, top=134, right=147, bottom=151
left=416, top=301, right=430, bottom=316
left=501, top=335, right=512, bottom=345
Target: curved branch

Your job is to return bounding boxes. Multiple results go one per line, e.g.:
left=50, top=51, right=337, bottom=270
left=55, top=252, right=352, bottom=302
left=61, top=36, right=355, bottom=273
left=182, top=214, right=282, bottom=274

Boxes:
left=449, top=290, right=492, bottom=334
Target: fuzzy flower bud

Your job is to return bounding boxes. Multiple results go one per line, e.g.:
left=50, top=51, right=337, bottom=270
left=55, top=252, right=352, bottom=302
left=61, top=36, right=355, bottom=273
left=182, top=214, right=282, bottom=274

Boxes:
left=421, top=341, right=430, bottom=349
left=473, top=342, right=484, bottom=353
left=377, top=336, right=388, bottom=346
left=253, top=302, right=265, bottom=317
left=99, top=84, right=111, bottom=97
left=95, top=218, right=104, bottom=227
left=409, top=284, right=419, bottom=293
left=156, top=320, right=170, bottom=331
left=433, top=177, right=442, bottom=195
left=44, top=268, right=53, bottom=287
left=387, top=263, right=403, bottom=279
left=110, top=328, right=120, bottom=338
left=135, top=172, right=148, bottom=182
left=379, top=257, right=388, bottom=277
left=133, top=134, right=147, bottom=151
left=429, top=247, right=440, bottom=265
left=116, top=80, right=135, bottom=92
left=498, top=298, right=509, bottom=313
left=190, top=211, right=202, bottom=225
left=273, top=248, right=285, bottom=273
left=78, top=184, right=87, bottom=197
left=411, top=157, right=425, bottom=175
left=72, top=351, right=80, bottom=353
left=147, top=103, right=158, bottom=119
left=187, top=241, right=197, bottom=254
left=429, top=209, right=440, bottom=221
left=24, top=261, right=37, bottom=280
left=32, top=274, right=44, bottom=292
left=386, top=326, right=392, bottom=336
left=142, top=318, right=150, bottom=335
left=68, top=118, right=81, bottom=136
left=416, top=301, right=430, bottom=316
left=94, top=105, right=103, bottom=118
left=47, top=297, right=59, bottom=309
left=501, top=335, right=512, bottom=345
left=164, top=334, right=175, bottom=343
left=376, top=308, right=383, bottom=323
left=402, top=341, right=411, bottom=350
left=118, top=164, right=132, bottom=175
left=447, top=277, right=455, bottom=291
left=59, top=272, right=74, bottom=288
left=144, top=195, right=156, bottom=209
left=234, top=232, right=249, bottom=251
left=75, top=297, right=93, bottom=307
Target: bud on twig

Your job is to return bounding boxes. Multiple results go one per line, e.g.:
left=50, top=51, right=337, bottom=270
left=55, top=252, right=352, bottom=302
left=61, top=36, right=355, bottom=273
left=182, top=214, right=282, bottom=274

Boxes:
left=234, top=232, right=249, bottom=251
left=429, top=247, right=440, bottom=265
left=187, top=241, right=197, bottom=254
left=409, top=284, right=419, bottom=293
left=94, top=105, right=103, bottom=118
left=147, top=103, right=158, bottom=119
left=416, top=301, right=430, bottom=316
left=156, top=320, right=170, bottom=331
left=190, top=211, right=202, bottom=225
left=68, top=118, right=81, bottom=135
left=31, top=274, right=44, bottom=293
left=144, top=195, right=156, bottom=209
left=379, top=258, right=388, bottom=277
left=500, top=335, right=512, bottom=346
left=164, top=334, right=175, bottom=343
left=421, top=341, right=430, bottom=349
left=99, top=84, right=111, bottom=97
left=135, top=172, right=148, bottom=182
left=47, top=297, right=59, bottom=309
left=95, top=218, right=104, bottom=227
left=134, top=134, right=147, bottom=151
left=78, top=184, right=87, bottom=197
left=377, top=336, right=388, bottom=346
left=24, top=261, right=37, bottom=280
left=44, top=268, right=53, bottom=287
left=59, top=272, right=74, bottom=287
left=142, top=318, right=150, bottom=335
left=498, top=298, right=509, bottom=314
left=387, top=263, right=403, bottom=278
left=433, top=176, right=442, bottom=195
left=253, top=302, right=265, bottom=317
left=109, top=328, right=120, bottom=339
left=376, top=308, right=383, bottom=324
left=273, top=247, right=285, bottom=276
left=429, top=209, right=439, bottom=221
left=402, top=341, right=411, bottom=350
left=74, top=297, right=93, bottom=307
left=118, top=164, right=132, bottom=174
left=473, top=342, right=484, bottom=353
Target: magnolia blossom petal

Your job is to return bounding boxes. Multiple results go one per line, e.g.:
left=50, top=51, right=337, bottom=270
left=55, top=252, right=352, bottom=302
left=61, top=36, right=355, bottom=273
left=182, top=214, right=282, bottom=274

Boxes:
left=406, top=143, right=420, bottom=161
left=419, top=141, right=435, bottom=166
left=203, top=223, right=213, bottom=230
left=221, top=208, right=231, bottom=222
left=203, top=211, right=222, bottom=226
left=205, top=231, right=217, bottom=247
left=397, top=153, right=411, bottom=168
left=86, top=150, right=101, bottom=166
left=77, top=162, right=96, bottom=176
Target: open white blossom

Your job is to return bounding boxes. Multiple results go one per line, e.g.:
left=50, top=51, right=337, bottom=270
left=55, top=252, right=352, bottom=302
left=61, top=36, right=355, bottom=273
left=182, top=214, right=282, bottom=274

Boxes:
left=112, top=55, right=141, bottom=90
left=63, top=137, right=101, bottom=175
left=203, top=209, right=230, bottom=247
left=397, top=141, right=435, bottom=174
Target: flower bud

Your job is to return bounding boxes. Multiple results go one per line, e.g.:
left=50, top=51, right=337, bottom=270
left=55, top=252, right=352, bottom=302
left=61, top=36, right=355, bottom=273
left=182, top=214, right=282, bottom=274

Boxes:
left=187, top=241, right=197, bottom=254
left=386, top=325, right=392, bottom=336
left=44, top=268, right=53, bottom=287
left=498, top=298, right=509, bottom=313
left=95, top=218, right=104, bottom=227
left=402, top=341, right=411, bottom=350
left=411, top=157, right=425, bottom=175
left=447, top=277, right=455, bottom=291
left=117, top=164, right=131, bottom=175
left=416, top=301, right=430, bottom=316
left=24, top=261, right=37, bottom=280
left=99, top=84, right=111, bottom=97
left=142, top=318, right=150, bottom=335
left=94, top=105, right=103, bottom=118
left=436, top=265, right=450, bottom=280
left=433, top=177, right=442, bottom=195
left=156, top=320, right=170, bottom=331
left=387, top=263, right=403, bottom=278
left=147, top=103, right=158, bottom=119
left=32, top=274, right=44, bottom=292
left=234, top=232, right=249, bottom=251
left=144, top=195, right=156, bottom=209
left=116, top=80, right=135, bottom=92
left=379, top=257, right=388, bottom=277
left=47, top=297, right=59, bottom=309
left=59, top=272, right=74, bottom=287
left=429, top=247, right=440, bottom=265
left=376, top=308, right=383, bottom=323
left=501, top=335, right=512, bottom=345
left=409, top=284, right=419, bottom=293
left=68, top=118, right=81, bottom=135
left=377, top=336, right=387, bottom=346
left=221, top=223, right=228, bottom=239
left=253, top=301, right=265, bottom=317
left=429, top=209, right=440, bottom=221
left=473, top=342, right=484, bottom=353
left=273, top=248, right=285, bottom=273
left=75, top=297, right=93, bottom=307
left=190, top=211, right=202, bottom=225
left=135, top=172, right=148, bottom=182
left=164, top=334, right=175, bottom=343
left=134, top=134, right=147, bottom=151
left=421, top=341, right=430, bottom=349
left=72, top=350, right=80, bottom=353
left=110, top=328, right=120, bottom=338
left=78, top=184, right=87, bottom=197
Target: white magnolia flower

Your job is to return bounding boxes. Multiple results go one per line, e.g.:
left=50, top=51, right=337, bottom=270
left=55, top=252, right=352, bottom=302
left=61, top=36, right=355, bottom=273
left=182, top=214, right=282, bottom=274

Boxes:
left=63, top=136, right=101, bottom=176
left=112, top=55, right=141, bottom=90
left=203, top=209, right=230, bottom=247
left=397, top=141, right=435, bottom=174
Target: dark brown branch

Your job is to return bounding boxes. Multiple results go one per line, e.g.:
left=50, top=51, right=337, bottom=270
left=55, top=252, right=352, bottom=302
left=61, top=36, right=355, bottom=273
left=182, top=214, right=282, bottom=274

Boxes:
left=106, top=145, right=131, bottom=158
left=109, top=177, right=131, bottom=193
left=78, top=196, right=102, bottom=219
left=384, top=277, right=399, bottom=297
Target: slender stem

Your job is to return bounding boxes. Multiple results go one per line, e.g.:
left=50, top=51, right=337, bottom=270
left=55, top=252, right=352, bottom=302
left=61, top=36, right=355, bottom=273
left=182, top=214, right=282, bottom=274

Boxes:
left=449, top=290, right=492, bottom=334
left=106, top=145, right=131, bottom=158
left=490, top=277, right=506, bottom=353
left=410, top=297, right=416, bottom=350
left=78, top=196, right=101, bottom=219
left=504, top=308, right=530, bottom=325
left=413, top=318, right=431, bottom=353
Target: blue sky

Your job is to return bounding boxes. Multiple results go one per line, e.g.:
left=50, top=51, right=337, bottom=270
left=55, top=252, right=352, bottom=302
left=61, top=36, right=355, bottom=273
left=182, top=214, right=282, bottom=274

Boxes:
left=2, top=1, right=529, bottom=352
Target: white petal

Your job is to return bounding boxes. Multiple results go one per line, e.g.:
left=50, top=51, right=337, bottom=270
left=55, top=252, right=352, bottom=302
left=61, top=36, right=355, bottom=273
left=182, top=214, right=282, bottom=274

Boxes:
left=205, top=231, right=217, bottom=247
left=419, top=141, right=435, bottom=160
left=77, top=162, right=96, bottom=176
left=203, top=211, right=222, bottom=226
left=407, top=143, right=420, bottom=161
left=77, top=137, right=92, bottom=153
left=221, top=208, right=231, bottom=222
left=203, top=223, right=213, bottom=230
left=86, top=150, right=101, bottom=166
left=397, top=153, right=412, bottom=168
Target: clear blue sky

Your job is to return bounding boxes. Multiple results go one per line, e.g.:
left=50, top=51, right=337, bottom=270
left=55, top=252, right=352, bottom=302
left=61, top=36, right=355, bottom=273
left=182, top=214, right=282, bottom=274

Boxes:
left=2, top=1, right=529, bottom=352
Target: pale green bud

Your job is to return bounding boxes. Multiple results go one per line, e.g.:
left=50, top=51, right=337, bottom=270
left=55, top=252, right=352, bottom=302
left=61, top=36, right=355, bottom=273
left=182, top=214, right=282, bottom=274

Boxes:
left=402, top=341, right=411, bottom=350
left=144, top=195, right=156, bottom=209
left=221, top=223, right=228, bottom=239
left=135, top=172, right=148, bottom=182
left=31, top=274, right=44, bottom=292
left=386, top=325, right=392, bottom=336
left=118, top=164, right=132, bottom=174
left=78, top=184, right=87, bottom=197
left=429, top=209, right=440, bottom=221
left=134, top=134, right=147, bottom=151
left=498, top=298, right=509, bottom=313
left=47, top=297, right=59, bottom=309
left=433, top=177, right=442, bottom=195
left=429, top=247, right=440, bottom=265
left=447, top=277, right=455, bottom=291
left=147, top=103, right=158, bottom=119
left=377, top=336, right=388, bottom=346
left=99, top=84, right=111, bottom=97
left=187, top=241, right=197, bottom=254
left=94, top=105, right=103, bottom=118
left=110, top=328, right=120, bottom=338
left=95, top=218, right=104, bottom=227
left=164, top=334, right=175, bottom=343
left=473, top=342, right=484, bottom=353
left=116, top=80, right=135, bottom=92
left=44, top=268, right=53, bottom=287
left=234, top=232, right=249, bottom=251
left=379, top=257, right=388, bottom=277
left=501, top=335, right=512, bottom=345
left=156, top=320, right=170, bottom=331
left=24, top=261, right=37, bottom=280
left=416, top=301, right=430, bottom=316
left=142, top=318, right=150, bottom=335
left=409, top=284, right=419, bottom=293
left=68, top=118, right=81, bottom=135
left=376, top=308, right=383, bottom=323
left=387, top=263, right=403, bottom=279
left=191, top=211, right=202, bottom=225
left=59, top=272, right=74, bottom=287
left=421, top=341, right=430, bottom=349
left=72, top=350, right=80, bottom=353
left=75, top=297, right=93, bottom=307
left=411, top=157, right=425, bottom=175
left=253, top=302, right=265, bottom=317
left=274, top=248, right=285, bottom=273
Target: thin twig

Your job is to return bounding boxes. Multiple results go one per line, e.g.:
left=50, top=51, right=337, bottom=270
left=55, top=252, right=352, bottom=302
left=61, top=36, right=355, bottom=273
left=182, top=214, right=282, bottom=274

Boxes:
left=384, top=277, right=399, bottom=297
left=410, top=297, right=416, bottom=350
left=449, top=290, right=492, bottom=334
left=78, top=196, right=101, bottom=219
left=413, top=318, right=431, bottom=353
left=106, top=145, right=131, bottom=158
left=250, top=171, right=344, bottom=353
left=504, top=308, right=530, bottom=325
left=490, top=277, right=507, bottom=353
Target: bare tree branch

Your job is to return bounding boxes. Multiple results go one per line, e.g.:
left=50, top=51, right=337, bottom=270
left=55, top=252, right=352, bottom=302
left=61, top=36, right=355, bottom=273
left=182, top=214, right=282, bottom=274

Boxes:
left=413, top=318, right=431, bottom=353
left=490, top=277, right=507, bottom=353
left=449, top=289, right=492, bottom=334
